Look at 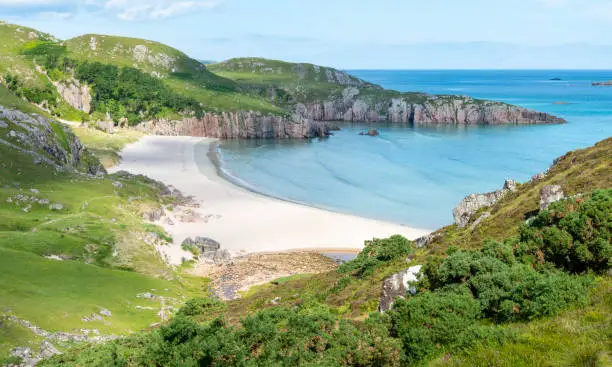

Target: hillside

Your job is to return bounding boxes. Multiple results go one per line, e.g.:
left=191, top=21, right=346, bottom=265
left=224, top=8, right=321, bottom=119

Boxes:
left=33, top=136, right=611, bottom=366
left=0, top=22, right=566, bottom=141
left=209, top=57, right=566, bottom=125
left=0, top=85, right=208, bottom=366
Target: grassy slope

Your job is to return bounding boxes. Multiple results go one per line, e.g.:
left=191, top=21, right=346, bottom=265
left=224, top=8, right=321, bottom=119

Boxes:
left=0, top=85, right=208, bottom=361
left=64, top=35, right=282, bottom=114
left=70, top=126, right=143, bottom=168
left=428, top=137, right=612, bottom=253
left=209, top=57, right=434, bottom=107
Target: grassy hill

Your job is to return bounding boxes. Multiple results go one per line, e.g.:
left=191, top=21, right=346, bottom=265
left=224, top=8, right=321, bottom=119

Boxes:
left=0, top=85, right=209, bottom=364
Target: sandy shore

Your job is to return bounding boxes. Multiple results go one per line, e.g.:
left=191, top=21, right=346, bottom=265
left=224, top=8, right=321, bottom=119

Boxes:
left=111, top=136, right=430, bottom=264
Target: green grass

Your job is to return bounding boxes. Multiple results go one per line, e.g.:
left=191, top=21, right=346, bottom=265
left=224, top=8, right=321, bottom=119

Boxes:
left=69, top=126, right=143, bottom=168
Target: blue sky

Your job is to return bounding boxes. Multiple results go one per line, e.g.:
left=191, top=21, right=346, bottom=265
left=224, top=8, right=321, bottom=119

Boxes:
left=2, top=0, right=611, bottom=69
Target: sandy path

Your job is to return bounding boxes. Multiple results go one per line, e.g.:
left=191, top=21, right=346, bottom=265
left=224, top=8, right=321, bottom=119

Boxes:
left=111, top=136, right=430, bottom=264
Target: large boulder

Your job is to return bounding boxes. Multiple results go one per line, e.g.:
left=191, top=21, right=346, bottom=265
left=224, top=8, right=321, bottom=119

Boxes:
left=181, top=236, right=230, bottom=265
left=540, top=185, right=564, bottom=210
left=379, top=265, right=422, bottom=312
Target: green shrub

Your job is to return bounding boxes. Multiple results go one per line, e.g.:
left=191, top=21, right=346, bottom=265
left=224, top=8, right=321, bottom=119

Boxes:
left=177, top=297, right=226, bottom=317
left=518, top=189, right=611, bottom=274
left=391, top=292, right=482, bottom=363
left=339, top=235, right=414, bottom=277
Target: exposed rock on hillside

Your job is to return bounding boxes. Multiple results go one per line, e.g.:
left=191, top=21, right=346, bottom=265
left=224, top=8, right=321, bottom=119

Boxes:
left=379, top=265, right=422, bottom=312
left=453, top=179, right=519, bottom=228
left=0, top=105, right=105, bottom=174
left=55, top=78, right=91, bottom=113
left=540, top=185, right=565, bottom=210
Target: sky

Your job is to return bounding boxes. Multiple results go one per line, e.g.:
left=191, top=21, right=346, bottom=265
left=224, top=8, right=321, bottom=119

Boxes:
left=1, top=0, right=611, bottom=69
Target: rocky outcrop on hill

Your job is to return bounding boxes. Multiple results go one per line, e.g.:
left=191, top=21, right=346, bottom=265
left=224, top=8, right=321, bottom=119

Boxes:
left=540, top=185, right=565, bottom=210
left=55, top=78, right=91, bottom=113
left=379, top=265, right=422, bottom=312
left=297, top=91, right=566, bottom=125
left=0, top=105, right=104, bottom=174
left=453, top=179, right=519, bottom=228
left=136, top=111, right=330, bottom=139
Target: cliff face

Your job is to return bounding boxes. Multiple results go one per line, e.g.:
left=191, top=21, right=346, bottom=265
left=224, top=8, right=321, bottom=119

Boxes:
left=54, top=78, right=92, bottom=113
left=296, top=91, right=566, bottom=125
left=136, top=111, right=330, bottom=139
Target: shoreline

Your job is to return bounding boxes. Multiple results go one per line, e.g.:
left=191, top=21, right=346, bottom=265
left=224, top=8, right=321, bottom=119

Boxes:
left=111, top=136, right=431, bottom=265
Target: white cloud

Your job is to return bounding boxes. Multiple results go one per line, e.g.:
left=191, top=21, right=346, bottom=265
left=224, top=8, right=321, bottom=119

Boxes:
left=104, top=0, right=220, bottom=21
left=38, top=10, right=73, bottom=18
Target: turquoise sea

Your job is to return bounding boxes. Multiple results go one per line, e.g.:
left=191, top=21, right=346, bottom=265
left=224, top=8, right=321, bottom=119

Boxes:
left=208, top=70, right=612, bottom=229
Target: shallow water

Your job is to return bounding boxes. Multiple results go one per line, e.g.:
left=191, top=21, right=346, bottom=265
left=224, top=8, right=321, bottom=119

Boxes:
left=204, top=70, right=612, bottom=229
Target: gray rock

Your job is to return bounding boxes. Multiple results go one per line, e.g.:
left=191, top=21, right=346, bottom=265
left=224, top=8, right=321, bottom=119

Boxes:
left=469, top=211, right=491, bottom=230
left=29, top=188, right=40, bottom=195
left=503, top=179, right=518, bottom=192
left=414, top=233, right=440, bottom=249
left=137, top=292, right=157, bottom=300
left=143, top=207, right=165, bottom=222
left=112, top=181, right=124, bottom=189
left=0, top=120, right=7, bottom=128
left=99, top=308, right=112, bottom=317
left=182, top=237, right=231, bottom=265
left=49, top=203, right=63, bottom=211
left=379, top=265, right=422, bottom=312
left=453, top=190, right=504, bottom=228
left=540, top=185, right=564, bottom=210
left=270, top=297, right=281, bottom=305
left=39, top=340, right=61, bottom=358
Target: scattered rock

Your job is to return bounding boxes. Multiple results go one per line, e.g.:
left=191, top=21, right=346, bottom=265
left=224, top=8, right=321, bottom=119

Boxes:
left=379, top=265, right=422, bottom=312
left=0, top=121, right=7, bottom=128
left=469, top=211, right=491, bottom=230
left=503, top=179, right=518, bottom=192
left=270, top=297, right=281, bottom=305
left=137, top=292, right=157, bottom=300
left=540, top=185, right=564, bottom=210
left=359, top=129, right=380, bottom=136
left=29, top=188, right=40, bottom=195
left=49, top=203, right=63, bottom=211
left=112, top=181, right=123, bottom=189
left=99, top=308, right=112, bottom=317
left=38, top=340, right=61, bottom=359
left=453, top=190, right=504, bottom=228
left=44, top=255, right=63, bottom=261
left=143, top=207, right=165, bottom=222
left=414, top=233, right=440, bottom=249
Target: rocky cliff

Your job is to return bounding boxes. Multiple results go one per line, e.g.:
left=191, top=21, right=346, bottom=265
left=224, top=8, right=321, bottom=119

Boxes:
left=297, top=91, right=566, bottom=125
left=0, top=105, right=105, bottom=174
left=55, top=78, right=92, bottom=113
left=136, top=111, right=330, bottom=139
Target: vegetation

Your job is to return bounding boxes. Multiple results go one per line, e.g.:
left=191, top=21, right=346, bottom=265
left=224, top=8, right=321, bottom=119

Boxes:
left=69, top=126, right=143, bottom=168
left=0, top=85, right=208, bottom=361
left=39, top=187, right=610, bottom=366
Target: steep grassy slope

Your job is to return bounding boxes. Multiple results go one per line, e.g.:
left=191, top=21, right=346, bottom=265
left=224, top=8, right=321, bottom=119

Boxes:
left=0, top=85, right=208, bottom=364
left=427, top=137, right=612, bottom=253
left=63, top=35, right=282, bottom=114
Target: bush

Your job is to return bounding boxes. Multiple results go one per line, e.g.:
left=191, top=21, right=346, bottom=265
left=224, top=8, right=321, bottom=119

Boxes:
left=391, top=291, right=483, bottom=363
left=177, top=297, right=226, bottom=317
left=518, top=189, right=611, bottom=274
left=338, top=235, right=414, bottom=277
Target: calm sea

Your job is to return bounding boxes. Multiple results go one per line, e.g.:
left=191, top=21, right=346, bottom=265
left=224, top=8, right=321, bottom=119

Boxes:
left=204, top=70, right=612, bottom=229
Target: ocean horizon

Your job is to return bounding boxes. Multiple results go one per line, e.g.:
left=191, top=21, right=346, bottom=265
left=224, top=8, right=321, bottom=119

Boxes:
left=202, top=69, right=612, bottom=229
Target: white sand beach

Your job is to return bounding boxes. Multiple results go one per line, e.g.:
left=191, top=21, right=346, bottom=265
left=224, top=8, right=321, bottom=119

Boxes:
left=111, top=136, right=430, bottom=264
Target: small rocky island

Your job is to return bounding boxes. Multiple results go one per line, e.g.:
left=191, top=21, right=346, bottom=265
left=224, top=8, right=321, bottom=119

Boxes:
left=592, top=81, right=612, bottom=86
left=359, top=129, right=380, bottom=136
